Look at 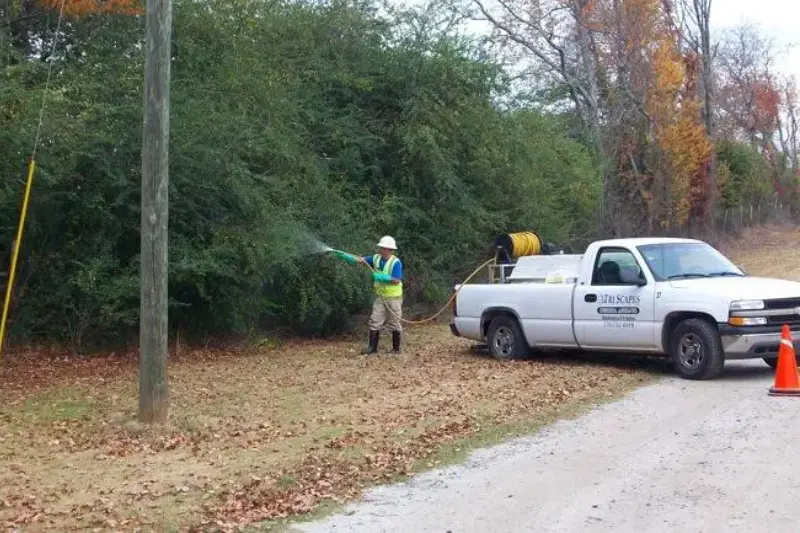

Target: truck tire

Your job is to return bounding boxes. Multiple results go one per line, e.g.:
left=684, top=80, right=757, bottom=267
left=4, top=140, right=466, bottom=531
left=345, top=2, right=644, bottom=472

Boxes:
left=486, top=315, right=529, bottom=360
left=669, top=318, right=724, bottom=380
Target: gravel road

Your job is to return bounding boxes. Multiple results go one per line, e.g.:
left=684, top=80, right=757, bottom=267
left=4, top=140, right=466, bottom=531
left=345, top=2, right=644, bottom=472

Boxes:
left=295, top=361, right=800, bottom=533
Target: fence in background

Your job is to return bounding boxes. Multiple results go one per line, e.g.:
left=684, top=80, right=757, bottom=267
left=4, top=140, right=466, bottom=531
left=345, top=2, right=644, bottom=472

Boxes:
left=714, top=198, right=793, bottom=233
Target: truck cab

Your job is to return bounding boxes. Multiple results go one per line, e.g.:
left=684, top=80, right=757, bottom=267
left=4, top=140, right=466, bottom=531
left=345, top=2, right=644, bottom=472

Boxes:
left=450, top=237, right=800, bottom=379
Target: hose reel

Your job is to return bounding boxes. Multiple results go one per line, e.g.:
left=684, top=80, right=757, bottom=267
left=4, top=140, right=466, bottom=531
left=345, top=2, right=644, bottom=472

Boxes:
left=490, top=231, right=565, bottom=283
left=494, top=231, right=562, bottom=264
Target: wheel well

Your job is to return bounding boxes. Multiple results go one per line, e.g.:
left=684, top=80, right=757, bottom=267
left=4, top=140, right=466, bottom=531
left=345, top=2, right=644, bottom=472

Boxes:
left=661, top=312, right=718, bottom=351
left=481, top=308, right=520, bottom=338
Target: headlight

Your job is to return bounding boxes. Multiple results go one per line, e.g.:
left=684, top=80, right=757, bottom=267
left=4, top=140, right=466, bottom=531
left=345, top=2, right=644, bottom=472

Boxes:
left=728, top=317, right=768, bottom=326
left=730, top=300, right=765, bottom=311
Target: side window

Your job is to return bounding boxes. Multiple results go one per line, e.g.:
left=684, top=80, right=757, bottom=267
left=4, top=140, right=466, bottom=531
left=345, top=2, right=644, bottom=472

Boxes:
left=592, top=248, right=645, bottom=286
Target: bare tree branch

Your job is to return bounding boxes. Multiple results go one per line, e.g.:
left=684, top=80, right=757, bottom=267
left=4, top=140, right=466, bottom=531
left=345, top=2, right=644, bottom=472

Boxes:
left=472, top=0, right=596, bottom=114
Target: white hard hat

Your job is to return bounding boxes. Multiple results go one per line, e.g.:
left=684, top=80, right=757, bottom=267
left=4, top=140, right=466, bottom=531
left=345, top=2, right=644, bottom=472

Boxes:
left=377, top=235, right=397, bottom=250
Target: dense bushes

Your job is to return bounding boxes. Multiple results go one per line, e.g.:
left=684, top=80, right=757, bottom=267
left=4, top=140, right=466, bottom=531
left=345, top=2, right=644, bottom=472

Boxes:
left=716, top=140, right=774, bottom=208
left=1, top=1, right=601, bottom=346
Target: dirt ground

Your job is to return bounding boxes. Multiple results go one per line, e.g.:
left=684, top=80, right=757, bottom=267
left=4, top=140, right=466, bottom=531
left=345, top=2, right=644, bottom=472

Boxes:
left=0, top=225, right=795, bottom=532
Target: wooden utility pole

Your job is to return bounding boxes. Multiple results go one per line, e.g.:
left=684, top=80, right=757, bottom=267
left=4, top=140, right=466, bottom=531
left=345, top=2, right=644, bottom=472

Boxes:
left=139, top=0, right=172, bottom=423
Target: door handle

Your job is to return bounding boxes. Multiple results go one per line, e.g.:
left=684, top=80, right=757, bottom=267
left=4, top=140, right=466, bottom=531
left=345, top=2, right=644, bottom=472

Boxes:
left=585, top=294, right=597, bottom=303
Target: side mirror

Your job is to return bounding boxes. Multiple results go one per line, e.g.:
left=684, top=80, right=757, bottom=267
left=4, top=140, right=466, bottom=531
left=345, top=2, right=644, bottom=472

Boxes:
left=620, top=268, right=647, bottom=286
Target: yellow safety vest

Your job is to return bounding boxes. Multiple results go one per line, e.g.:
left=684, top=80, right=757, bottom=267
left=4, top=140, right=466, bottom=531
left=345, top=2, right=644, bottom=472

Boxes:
left=373, top=254, right=402, bottom=298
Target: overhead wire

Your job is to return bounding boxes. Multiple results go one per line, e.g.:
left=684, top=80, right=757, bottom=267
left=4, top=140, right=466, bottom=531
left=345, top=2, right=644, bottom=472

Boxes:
left=0, top=0, right=68, bottom=362
left=33, top=0, right=68, bottom=160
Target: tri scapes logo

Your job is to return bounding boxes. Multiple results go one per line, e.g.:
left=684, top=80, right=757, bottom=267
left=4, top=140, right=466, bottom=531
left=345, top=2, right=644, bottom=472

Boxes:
left=599, top=293, right=641, bottom=305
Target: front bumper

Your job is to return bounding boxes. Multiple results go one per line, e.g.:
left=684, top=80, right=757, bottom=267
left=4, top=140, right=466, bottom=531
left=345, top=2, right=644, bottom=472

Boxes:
left=720, top=325, right=800, bottom=360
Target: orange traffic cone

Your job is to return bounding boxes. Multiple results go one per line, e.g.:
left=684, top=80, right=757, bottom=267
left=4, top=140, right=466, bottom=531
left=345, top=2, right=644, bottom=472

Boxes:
left=769, top=325, right=800, bottom=396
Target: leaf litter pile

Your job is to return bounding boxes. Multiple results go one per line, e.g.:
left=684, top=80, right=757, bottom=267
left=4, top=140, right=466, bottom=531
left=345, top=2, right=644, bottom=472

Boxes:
left=1, top=226, right=788, bottom=532
left=1, top=331, right=653, bottom=531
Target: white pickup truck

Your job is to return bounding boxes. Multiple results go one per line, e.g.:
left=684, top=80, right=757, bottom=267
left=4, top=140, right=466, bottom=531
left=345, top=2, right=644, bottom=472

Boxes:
left=450, top=237, right=800, bottom=379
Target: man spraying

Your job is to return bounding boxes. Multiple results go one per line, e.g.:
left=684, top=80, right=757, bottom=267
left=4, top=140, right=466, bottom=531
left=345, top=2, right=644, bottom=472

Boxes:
left=333, top=236, right=403, bottom=355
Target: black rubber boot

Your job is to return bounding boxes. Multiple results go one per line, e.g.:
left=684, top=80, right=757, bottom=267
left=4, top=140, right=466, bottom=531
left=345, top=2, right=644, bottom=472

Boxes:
left=392, top=331, right=402, bottom=353
left=362, top=330, right=379, bottom=355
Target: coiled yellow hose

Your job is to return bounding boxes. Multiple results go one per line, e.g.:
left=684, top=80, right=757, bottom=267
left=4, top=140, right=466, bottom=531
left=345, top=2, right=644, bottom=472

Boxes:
left=508, top=231, right=542, bottom=257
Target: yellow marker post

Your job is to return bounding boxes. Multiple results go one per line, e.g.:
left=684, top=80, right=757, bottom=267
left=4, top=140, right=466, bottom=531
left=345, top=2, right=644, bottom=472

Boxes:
left=0, top=159, right=37, bottom=363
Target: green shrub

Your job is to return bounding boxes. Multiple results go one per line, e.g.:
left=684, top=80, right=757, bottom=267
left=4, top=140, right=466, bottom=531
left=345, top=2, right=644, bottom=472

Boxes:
left=0, top=0, right=600, bottom=346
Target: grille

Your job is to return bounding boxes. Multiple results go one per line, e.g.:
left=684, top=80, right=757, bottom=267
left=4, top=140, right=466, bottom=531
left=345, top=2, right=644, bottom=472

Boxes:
left=764, top=298, right=800, bottom=310
left=761, top=298, right=800, bottom=325
left=767, top=315, right=800, bottom=326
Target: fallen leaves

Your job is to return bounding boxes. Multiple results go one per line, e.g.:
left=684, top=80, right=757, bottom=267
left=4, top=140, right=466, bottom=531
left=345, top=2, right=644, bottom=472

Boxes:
left=1, top=324, right=653, bottom=532
left=1, top=493, right=44, bottom=529
left=208, top=418, right=479, bottom=529
left=0, top=225, right=792, bottom=531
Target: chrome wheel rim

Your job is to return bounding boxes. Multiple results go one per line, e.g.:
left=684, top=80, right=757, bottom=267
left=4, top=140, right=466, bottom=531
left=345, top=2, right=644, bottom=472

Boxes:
left=493, top=326, right=515, bottom=358
left=678, top=333, right=704, bottom=369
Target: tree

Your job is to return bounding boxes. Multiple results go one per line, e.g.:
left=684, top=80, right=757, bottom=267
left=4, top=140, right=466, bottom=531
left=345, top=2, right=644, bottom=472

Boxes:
left=471, top=0, right=717, bottom=233
left=471, top=0, right=602, bottom=147
left=777, top=76, right=798, bottom=178
left=599, top=0, right=712, bottom=229
left=713, top=24, right=788, bottom=204
left=1, top=0, right=140, bottom=57
left=37, top=0, right=140, bottom=16
left=714, top=25, right=779, bottom=145
left=676, top=0, right=714, bottom=135
left=0, top=0, right=602, bottom=348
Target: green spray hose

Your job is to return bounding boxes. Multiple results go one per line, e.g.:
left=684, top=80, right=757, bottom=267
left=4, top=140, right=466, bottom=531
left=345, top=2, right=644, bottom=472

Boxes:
left=331, top=250, right=493, bottom=325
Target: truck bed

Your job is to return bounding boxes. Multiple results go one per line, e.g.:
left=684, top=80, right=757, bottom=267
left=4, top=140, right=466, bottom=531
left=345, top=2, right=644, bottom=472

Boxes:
left=504, top=254, right=582, bottom=283
left=453, top=282, right=578, bottom=348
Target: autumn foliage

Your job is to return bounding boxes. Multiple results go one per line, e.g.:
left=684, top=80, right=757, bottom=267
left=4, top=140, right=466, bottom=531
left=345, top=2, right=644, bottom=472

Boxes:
left=649, top=44, right=713, bottom=227
left=479, top=0, right=795, bottom=233
left=751, top=82, right=781, bottom=136
left=37, top=0, right=141, bottom=16
left=588, top=0, right=713, bottom=229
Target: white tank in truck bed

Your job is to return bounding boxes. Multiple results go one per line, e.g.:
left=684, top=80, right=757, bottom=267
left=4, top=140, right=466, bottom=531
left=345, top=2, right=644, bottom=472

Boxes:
left=506, top=254, right=583, bottom=283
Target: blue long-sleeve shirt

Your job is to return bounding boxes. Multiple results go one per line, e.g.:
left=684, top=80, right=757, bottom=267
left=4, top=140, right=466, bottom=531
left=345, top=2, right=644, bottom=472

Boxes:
left=363, top=255, right=403, bottom=280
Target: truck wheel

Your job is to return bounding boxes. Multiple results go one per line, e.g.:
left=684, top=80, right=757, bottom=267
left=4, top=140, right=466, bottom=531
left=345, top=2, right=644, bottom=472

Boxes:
left=487, top=315, right=528, bottom=360
left=669, top=318, right=724, bottom=380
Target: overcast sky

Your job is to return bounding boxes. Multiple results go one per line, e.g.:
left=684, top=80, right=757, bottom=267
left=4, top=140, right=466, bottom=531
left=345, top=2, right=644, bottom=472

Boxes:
left=396, top=0, right=799, bottom=83
left=712, top=0, right=799, bottom=82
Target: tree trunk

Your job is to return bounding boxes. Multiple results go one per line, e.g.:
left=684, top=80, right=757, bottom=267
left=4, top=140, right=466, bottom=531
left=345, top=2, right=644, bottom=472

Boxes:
left=571, top=0, right=606, bottom=227
left=697, top=0, right=713, bottom=136
left=139, top=0, right=171, bottom=424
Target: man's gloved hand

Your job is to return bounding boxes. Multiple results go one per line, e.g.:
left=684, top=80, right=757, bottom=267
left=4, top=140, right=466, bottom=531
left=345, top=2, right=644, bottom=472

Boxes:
left=332, top=250, right=358, bottom=265
left=372, top=272, right=392, bottom=283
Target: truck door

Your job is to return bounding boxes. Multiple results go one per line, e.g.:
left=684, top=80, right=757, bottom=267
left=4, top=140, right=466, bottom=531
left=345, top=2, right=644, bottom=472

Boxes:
left=573, top=246, right=657, bottom=350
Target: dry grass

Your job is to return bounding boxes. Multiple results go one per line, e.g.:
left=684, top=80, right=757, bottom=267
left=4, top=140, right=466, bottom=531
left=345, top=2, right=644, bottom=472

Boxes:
left=1, top=225, right=797, bottom=532
left=724, top=225, right=800, bottom=281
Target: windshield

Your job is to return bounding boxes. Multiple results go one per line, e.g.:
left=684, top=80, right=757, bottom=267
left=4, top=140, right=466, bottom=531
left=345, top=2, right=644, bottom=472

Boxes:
left=637, top=242, right=744, bottom=281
